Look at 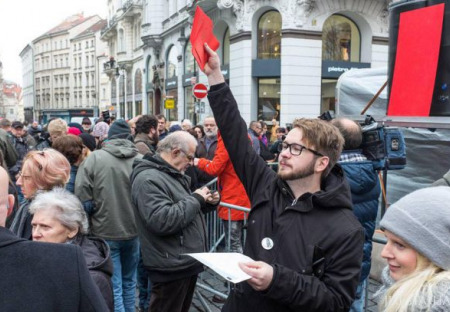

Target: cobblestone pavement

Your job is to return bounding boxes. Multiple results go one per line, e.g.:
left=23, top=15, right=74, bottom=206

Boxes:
left=189, top=269, right=382, bottom=312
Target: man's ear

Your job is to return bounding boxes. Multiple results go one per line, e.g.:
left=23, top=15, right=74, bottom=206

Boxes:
left=315, top=156, right=329, bottom=173
left=7, top=194, right=14, bottom=217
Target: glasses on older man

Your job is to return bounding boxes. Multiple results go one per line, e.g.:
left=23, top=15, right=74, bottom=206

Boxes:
left=278, top=142, right=324, bottom=157
left=179, top=149, right=195, bottom=162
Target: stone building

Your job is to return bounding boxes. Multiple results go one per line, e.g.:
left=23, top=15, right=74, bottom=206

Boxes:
left=134, top=0, right=390, bottom=126
left=19, top=44, right=34, bottom=122
left=101, top=0, right=144, bottom=119
left=2, top=81, right=22, bottom=121
left=71, top=19, right=110, bottom=119
left=32, top=13, right=103, bottom=123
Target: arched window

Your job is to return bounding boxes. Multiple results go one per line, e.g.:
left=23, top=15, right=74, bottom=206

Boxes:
left=257, top=11, right=282, bottom=59
left=223, top=28, right=230, bottom=65
left=166, top=45, right=178, bottom=79
left=322, top=15, right=360, bottom=62
left=184, top=41, right=196, bottom=74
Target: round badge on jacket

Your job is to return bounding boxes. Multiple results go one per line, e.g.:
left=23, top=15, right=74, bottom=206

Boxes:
left=261, top=237, right=274, bottom=250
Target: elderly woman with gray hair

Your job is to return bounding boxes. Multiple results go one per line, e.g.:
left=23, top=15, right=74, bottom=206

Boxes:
left=29, top=188, right=114, bottom=311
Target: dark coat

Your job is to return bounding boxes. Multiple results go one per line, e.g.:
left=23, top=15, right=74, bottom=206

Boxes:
left=0, top=227, right=108, bottom=311
left=208, top=83, right=364, bottom=312
left=75, top=236, right=114, bottom=311
left=340, top=154, right=380, bottom=282
left=130, top=155, right=217, bottom=283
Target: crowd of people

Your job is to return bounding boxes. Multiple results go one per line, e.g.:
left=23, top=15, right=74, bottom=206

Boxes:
left=0, top=45, right=449, bottom=312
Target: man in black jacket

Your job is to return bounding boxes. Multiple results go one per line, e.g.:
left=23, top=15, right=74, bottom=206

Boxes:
left=131, top=131, right=220, bottom=312
left=201, top=43, right=364, bottom=312
left=0, top=166, right=108, bottom=312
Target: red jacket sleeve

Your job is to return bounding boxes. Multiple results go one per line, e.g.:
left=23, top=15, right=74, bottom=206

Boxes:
left=197, top=134, right=229, bottom=176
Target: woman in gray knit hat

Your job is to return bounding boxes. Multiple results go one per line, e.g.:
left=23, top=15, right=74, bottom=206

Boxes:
left=376, top=186, right=450, bottom=312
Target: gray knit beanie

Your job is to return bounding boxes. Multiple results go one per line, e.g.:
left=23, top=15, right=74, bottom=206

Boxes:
left=380, top=186, right=450, bottom=270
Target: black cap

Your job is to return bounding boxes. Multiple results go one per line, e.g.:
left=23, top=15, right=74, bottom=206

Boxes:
left=11, top=121, right=24, bottom=129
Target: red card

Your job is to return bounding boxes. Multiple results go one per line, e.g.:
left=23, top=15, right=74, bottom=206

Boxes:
left=387, top=4, right=445, bottom=116
left=190, top=6, right=220, bottom=70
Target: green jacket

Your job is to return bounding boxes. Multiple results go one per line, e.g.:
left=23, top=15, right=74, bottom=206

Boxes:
left=75, top=139, right=141, bottom=240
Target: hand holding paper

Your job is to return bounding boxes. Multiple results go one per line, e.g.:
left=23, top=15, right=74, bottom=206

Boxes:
left=239, top=261, right=274, bottom=291
left=190, top=6, right=220, bottom=70
left=187, top=252, right=253, bottom=283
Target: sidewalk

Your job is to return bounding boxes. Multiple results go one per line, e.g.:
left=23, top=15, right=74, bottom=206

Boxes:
left=190, top=269, right=382, bottom=312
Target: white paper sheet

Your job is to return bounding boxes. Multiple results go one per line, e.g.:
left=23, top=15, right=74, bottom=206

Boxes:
left=186, top=252, right=253, bottom=283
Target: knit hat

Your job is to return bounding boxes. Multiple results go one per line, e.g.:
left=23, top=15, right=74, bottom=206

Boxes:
left=92, top=122, right=110, bottom=140
left=380, top=186, right=450, bottom=270
left=169, top=124, right=182, bottom=133
left=79, top=133, right=96, bottom=151
left=108, top=119, right=132, bottom=140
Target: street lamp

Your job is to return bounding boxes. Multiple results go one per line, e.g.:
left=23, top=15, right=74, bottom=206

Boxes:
left=115, top=67, right=126, bottom=119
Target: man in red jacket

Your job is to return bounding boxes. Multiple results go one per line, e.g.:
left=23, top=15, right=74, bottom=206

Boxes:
left=194, top=131, right=250, bottom=253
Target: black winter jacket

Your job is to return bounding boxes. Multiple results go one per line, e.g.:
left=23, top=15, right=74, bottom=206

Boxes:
left=74, top=236, right=114, bottom=311
left=130, top=156, right=218, bottom=282
left=208, top=83, right=364, bottom=312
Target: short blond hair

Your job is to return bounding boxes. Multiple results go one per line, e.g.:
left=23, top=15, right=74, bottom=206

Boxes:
left=48, top=118, right=68, bottom=137
left=22, top=149, right=70, bottom=192
left=292, top=118, right=344, bottom=177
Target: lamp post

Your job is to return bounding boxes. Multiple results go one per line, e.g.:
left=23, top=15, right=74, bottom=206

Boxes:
left=115, top=67, right=126, bottom=119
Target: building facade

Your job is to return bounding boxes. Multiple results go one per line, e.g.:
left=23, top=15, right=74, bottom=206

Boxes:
left=71, top=19, right=110, bottom=120
left=2, top=81, right=23, bottom=121
left=32, top=14, right=102, bottom=123
left=136, top=0, right=389, bottom=126
left=101, top=0, right=144, bottom=120
left=19, top=44, right=34, bottom=122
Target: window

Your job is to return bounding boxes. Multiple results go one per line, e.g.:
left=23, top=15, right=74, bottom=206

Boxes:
left=135, top=69, right=142, bottom=94
left=166, top=45, right=178, bottom=79
left=258, top=11, right=282, bottom=59
left=223, top=28, right=230, bottom=65
left=184, top=41, right=196, bottom=74
left=119, top=29, right=125, bottom=51
left=322, top=15, right=361, bottom=62
left=258, top=78, right=280, bottom=122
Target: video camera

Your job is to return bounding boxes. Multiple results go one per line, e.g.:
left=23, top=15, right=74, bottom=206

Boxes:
left=319, top=112, right=406, bottom=171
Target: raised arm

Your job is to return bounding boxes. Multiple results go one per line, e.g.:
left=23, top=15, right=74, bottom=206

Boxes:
left=201, top=44, right=276, bottom=201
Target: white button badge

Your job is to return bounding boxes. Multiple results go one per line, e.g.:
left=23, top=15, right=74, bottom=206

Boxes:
left=261, top=237, right=274, bottom=250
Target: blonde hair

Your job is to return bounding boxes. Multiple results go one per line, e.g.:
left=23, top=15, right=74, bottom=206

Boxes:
left=22, top=149, right=70, bottom=193
left=48, top=118, right=68, bottom=137
left=380, top=253, right=450, bottom=312
left=292, top=118, right=344, bottom=177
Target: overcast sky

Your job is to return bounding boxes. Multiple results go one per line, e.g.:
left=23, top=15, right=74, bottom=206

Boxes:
left=0, top=0, right=108, bottom=85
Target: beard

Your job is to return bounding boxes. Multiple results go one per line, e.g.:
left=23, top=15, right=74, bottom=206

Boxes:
left=277, top=158, right=316, bottom=181
left=205, top=129, right=217, bottom=139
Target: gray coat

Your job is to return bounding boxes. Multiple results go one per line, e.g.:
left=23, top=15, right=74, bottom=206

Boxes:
left=130, top=155, right=217, bottom=282
left=75, top=139, right=141, bottom=240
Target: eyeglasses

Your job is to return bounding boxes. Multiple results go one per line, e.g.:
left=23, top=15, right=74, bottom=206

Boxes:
left=180, top=150, right=195, bottom=162
left=18, top=171, right=32, bottom=180
left=278, top=142, right=324, bottom=157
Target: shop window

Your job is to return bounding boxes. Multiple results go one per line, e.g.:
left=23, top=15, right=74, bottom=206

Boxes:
left=258, top=78, right=280, bottom=123
left=322, top=15, right=360, bottom=62
left=257, top=11, right=282, bottom=59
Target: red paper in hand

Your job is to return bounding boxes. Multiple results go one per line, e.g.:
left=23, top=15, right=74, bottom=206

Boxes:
left=190, top=6, right=220, bottom=70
